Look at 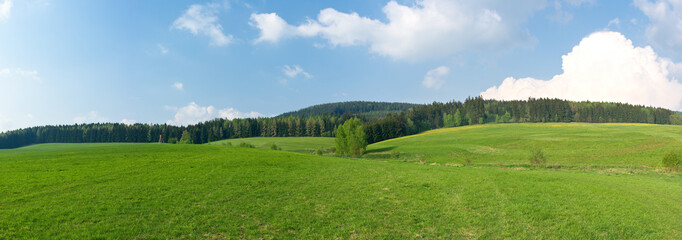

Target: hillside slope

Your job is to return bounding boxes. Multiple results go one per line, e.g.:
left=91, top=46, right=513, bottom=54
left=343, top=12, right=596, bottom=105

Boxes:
left=278, top=101, right=419, bottom=119
left=0, top=142, right=681, bottom=238
left=368, top=123, right=682, bottom=167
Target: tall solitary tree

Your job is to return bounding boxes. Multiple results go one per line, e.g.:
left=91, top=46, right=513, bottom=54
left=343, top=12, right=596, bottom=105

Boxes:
left=335, top=118, right=367, bottom=156
left=179, top=130, right=193, bottom=144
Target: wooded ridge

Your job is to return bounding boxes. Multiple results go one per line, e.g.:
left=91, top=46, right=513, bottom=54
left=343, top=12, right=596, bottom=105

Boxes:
left=1, top=97, right=679, bottom=149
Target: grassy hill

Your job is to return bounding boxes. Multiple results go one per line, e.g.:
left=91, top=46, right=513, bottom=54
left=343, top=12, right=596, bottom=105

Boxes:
left=278, top=101, right=419, bottom=119
left=368, top=123, right=682, bottom=168
left=1, top=124, right=682, bottom=238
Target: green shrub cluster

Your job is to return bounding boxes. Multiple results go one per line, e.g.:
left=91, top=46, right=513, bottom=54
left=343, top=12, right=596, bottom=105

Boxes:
left=529, top=148, right=547, bottom=167
left=238, top=142, right=255, bottom=148
left=662, top=150, right=681, bottom=171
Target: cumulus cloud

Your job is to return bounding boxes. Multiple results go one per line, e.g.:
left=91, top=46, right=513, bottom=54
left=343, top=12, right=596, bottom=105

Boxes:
left=173, top=3, right=233, bottom=46
left=250, top=12, right=295, bottom=43
left=0, top=0, right=11, bottom=21
left=73, top=111, right=108, bottom=124
left=218, top=108, right=262, bottom=120
left=121, top=119, right=136, bottom=125
left=635, top=0, right=682, bottom=55
left=173, top=82, right=184, bottom=91
left=481, top=31, right=682, bottom=110
left=422, top=66, right=450, bottom=90
left=250, top=0, right=544, bottom=61
left=167, top=102, right=262, bottom=126
left=282, top=65, right=312, bottom=79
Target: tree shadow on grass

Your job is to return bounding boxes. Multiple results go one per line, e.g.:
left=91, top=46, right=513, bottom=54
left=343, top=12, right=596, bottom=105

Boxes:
left=365, top=146, right=397, bottom=154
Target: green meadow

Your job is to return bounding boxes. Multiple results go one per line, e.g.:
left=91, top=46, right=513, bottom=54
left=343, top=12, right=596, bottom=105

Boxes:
left=369, top=123, right=682, bottom=168
left=1, top=123, right=681, bottom=239
left=208, top=137, right=335, bottom=154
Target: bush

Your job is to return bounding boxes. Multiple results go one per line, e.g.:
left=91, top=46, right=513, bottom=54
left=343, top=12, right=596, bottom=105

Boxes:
left=270, top=143, right=279, bottom=150
left=335, top=118, right=367, bottom=156
left=315, top=148, right=323, bottom=156
left=529, top=148, right=547, bottom=167
left=179, top=130, right=193, bottom=144
left=238, top=142, right=255, bottom=148
left=390, top=151, right=400, bottom=159
left=662, top=150, right=681, bottom=171
left=167, top=138, right=177, bottom=144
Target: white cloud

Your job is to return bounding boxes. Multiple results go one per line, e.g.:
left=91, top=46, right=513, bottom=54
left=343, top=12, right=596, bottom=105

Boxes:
left=158, top=44, right=169, bottom=54
left=73, top=111, right=108, bottom=124
left=635, top=0, right=682, bottom=55
left=481, top=31, right=682, bottom=110
left=422, top=66, right=450, bottom=90
left=250, top=12, right=295, bottom=43
left=282, top=65, right=312, bottom=79
left=218, top=108, right=262, bottom=120
left=173, top=82, right=184, bottom=91
left=121, top=119, right=136, bottom=125
left=0, top=68, right=41, bottom=82
left=173, top=3, right=233, bottom=46
left=251, top=0, right=544, bottom=61
left=167, top=102, right=262, bottom=126
left=0, top=0, right=11, bottom=21
left=607, top=18, right=620, bottom=28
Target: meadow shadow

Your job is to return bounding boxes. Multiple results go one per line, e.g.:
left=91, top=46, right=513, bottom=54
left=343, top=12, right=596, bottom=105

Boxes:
left=365, top=146, right=397, bottom=153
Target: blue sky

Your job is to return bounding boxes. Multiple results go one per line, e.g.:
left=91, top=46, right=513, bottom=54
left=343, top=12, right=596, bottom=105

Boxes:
left=1, top=0, right=682, bottom=132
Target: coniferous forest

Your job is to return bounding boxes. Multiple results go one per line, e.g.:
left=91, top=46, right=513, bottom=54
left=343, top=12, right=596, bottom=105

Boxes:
left=1, top=97, right=680, bottom=149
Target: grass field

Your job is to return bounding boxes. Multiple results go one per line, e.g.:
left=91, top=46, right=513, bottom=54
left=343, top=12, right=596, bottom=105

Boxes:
left=208, top=137, right=335, bottom=154
left=369, top=123, right=682, bottom=168
left=1, top=124, right=682, bottom=239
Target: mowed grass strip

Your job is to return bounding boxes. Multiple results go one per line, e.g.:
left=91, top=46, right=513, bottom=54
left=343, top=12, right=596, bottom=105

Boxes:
left=369, top=123, right=682, bottom=167
left=0, top=143, right=680, bottom=239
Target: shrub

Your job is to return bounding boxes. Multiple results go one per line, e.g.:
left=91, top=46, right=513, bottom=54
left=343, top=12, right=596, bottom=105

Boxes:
left=662, top=150, right=681, bottom=171
left=335, top=118, right=367, bottom=156
left=529, top=148, right=547, bottom=167
left=315, top=148, right=323, bottom=156
left=390, top=151, right=400, bottom=159
left=238, top=142, right=255, bottom=148
left=179, top=130, right=193, bottom=144
left=167, top=138, right=177, bottom=144
left=270, top=143, right=279, bottom=150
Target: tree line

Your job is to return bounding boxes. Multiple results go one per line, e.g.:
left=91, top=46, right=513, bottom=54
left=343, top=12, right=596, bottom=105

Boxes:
left=1, top=97, right=679, bottom=149
left=0, top=114, right=362, bottom=149
left=363, top=97, right=679, bottom=144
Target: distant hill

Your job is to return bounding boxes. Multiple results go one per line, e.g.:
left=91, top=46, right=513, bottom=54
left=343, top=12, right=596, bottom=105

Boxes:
left=278, top=101, right=420, bottom=119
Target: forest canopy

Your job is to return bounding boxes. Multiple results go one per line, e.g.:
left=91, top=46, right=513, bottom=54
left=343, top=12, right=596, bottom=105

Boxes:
left=0, top=97, right=679, bottom=149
